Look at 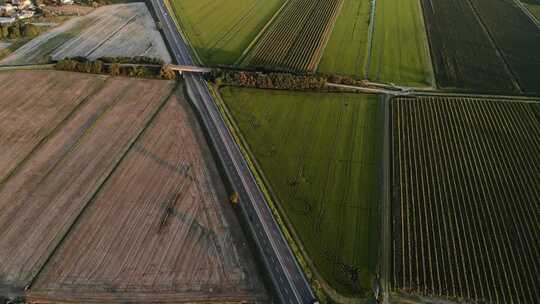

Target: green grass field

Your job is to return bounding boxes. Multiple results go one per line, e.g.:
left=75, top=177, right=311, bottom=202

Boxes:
left=221, top=87, right=383, bottom=296
left=168, top=0, right=284, bottom=65
left=317, top=0, right=371, bottom=78
left=368, top=0, right=433, bottom=87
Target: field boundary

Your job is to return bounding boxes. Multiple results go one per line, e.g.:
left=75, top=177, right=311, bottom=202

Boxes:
left=363, top=0, right=377, bottom=79
left=0, top=64, right=55, bottom=70
left=413, top=91, right=540, bottom=103
left=380, top=94, right=392, bottom=304
left=212, top=86, right=374, bottom=304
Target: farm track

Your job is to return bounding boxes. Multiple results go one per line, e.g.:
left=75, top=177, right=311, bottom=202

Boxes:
left=0, top=71, right=267, bottom=302
left=391, top=96, right=540, bottom=303
left=243, top=0, right=343, bottom=72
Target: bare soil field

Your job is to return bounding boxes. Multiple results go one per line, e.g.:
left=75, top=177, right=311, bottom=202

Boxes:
left=0, top=70, right=267, bottom=303
left=42, top=4, right=95, bottom=16
left=0, top=71, right=105, bottom=184
left=0, top=3, right=171, bottom=66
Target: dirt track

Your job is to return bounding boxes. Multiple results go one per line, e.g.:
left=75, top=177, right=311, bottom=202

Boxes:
left=0, top=70, right=268, bottom=303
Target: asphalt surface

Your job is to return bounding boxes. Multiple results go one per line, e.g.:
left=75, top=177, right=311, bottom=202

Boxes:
left=148, top=1, right=316, bottom=303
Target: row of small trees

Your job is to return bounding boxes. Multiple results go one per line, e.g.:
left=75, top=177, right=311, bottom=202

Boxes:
left=0, top=23, right=42, bottom=40
left=97, top=56, right=164, bottom=65
left=208, top=69, right=367, bottom=91
left=211, top=70, right=327, bottom=91
left=55, top=58, right=176, bottom=80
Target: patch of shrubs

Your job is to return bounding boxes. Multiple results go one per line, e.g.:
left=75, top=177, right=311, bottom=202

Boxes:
left=326, top=74, right=366, bottom=87
left=55, top=57, right=176, bottom=80
left=0, top=23, right=42, bottom=40
left=97, top=56, right=164, bottom=65
left=209, top=69, right=366, bottom=92
left=210, top=70, right=328, bottom=91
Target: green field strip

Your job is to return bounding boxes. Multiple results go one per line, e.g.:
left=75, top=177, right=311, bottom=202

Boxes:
left=220, top=87, right=383, bottom=297
left=26, top=82, right=178, bottom=291
left=0, top=77, right=108, bottom=190
left=368, top=0, right=434, bottom=87
left=209, top=85, right=329, bottom=301
left=318, top=0, right=371, bottom=78
left=168, top=0, right=285, bottom=65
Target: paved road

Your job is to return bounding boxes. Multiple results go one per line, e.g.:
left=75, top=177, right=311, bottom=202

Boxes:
left=148, top=1, right=316, bottom=303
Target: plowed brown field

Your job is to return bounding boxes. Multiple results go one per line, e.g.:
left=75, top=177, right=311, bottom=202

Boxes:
left=0, top=70, right=267, bottom=303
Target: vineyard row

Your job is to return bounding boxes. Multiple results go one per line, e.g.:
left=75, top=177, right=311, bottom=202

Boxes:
left=243, top=0, right=343, bottom=72
left=391, top=97, right=540, bottom=303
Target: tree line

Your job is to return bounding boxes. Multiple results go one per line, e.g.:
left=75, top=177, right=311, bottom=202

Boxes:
left=55, top=57, right=176, bottom=80
left=0, top=23, right=42, bottom=40
left=208, top=69, right=366, bottom=92
left=210, top=70, right=327, bottom=91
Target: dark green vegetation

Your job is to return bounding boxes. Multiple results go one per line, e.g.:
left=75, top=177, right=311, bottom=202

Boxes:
left=221, top=87, right=383, bottom=295
left=55, top=57, right=175, bottom=79
left=0, top=23, right=42, bottom=40
left=368, top=0, right=433, bottom=87
left=392, top=96, right=540, bottom=303
left=420, top=0, right=516, bottom=93
left=468, top=0, right=540, bottom=93
left=168, top=0, right=284, bottom=65
left=421, top=0, right=540, bottom=93
left=318, top=0, right=370, bottom=78
left=242, top=0, right=343, bottom=72
left=214, top=70, right=327, bottom=90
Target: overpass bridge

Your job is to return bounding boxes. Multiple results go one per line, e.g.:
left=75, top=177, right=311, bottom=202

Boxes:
left=169, top=64, right=212, bottom=74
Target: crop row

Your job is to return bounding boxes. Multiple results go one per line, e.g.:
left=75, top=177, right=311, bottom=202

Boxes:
left=391, top=97, right=540, bottom=303
left=243, top=0, right=343, bottom=72
left=467, top=0, right=540, bottom=94
left=419, top=0, right=518, bottom=93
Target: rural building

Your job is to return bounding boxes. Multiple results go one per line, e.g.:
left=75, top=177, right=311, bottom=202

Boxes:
left=0, top=3, right=14, bottom=15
